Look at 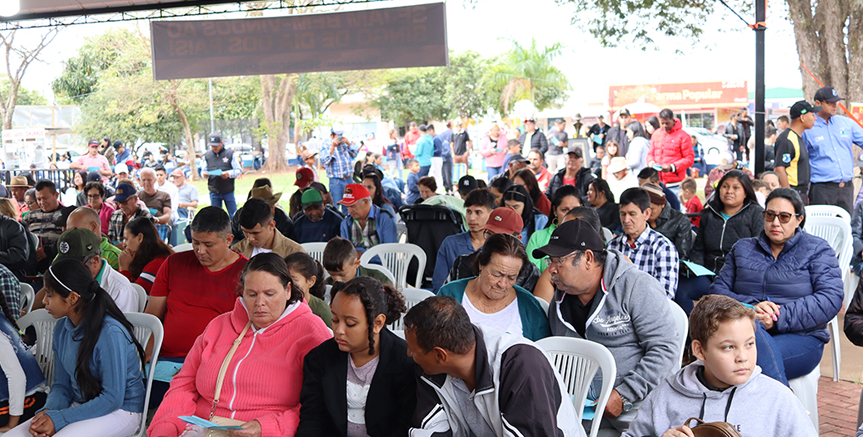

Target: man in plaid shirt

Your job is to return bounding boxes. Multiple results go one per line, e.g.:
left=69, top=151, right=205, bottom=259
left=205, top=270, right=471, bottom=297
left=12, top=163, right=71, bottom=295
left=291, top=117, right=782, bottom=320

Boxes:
left=607, top=187, right=679, bottom=299
left=321, top=128, right=357, bottom=213
left=107, top=182, right=152, bottom=248
left=0, top=263, right=21, bottom=318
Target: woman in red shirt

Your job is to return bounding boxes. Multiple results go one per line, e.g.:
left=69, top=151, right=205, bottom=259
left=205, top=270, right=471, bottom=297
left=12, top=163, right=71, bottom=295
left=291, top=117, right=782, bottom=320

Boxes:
left=118, top=217, right=173, bottom=293
left=513, top=169, right=552, bottom=216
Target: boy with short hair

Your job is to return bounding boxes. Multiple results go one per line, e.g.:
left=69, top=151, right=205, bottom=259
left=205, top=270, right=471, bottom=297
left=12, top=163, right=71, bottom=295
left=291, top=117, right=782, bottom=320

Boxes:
left=502, top=139, right=523, bottom=170
left=322, top=236, right=393, bottom=286
left=624, top=295, right=816, bottom=437
left=680, top=177, right=702, bottom=228
left=406, top=159, right=421, bottom=205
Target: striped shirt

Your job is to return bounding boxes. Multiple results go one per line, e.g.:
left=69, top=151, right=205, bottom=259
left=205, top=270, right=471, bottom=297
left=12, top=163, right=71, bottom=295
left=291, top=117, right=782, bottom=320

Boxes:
left=607, top=226, right=679, bottom=299
left=321, top=140, right=357, bottom=179
left=0, top=264, right=20, bottom=318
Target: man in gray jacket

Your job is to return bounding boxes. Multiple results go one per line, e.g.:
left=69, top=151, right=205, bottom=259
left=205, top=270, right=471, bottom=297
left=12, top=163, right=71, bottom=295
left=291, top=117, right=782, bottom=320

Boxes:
left=534, top=219, right=679, bottom=433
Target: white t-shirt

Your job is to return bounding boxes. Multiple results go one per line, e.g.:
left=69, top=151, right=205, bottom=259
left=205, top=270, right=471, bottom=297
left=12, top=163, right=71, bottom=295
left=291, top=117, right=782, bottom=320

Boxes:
left=99, top=260, right=138, bottom=313
left=250, top=246, right=272, bottom=257
left=462, top=293, right=523, bottom=338
left=157, top=180, right=179, bottom=222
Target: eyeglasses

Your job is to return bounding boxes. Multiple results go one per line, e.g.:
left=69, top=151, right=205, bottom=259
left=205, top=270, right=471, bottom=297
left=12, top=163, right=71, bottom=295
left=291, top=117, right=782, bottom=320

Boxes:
left=545, top=251, right=577, bottom=268
left=763, top=210, right=800, bottom=224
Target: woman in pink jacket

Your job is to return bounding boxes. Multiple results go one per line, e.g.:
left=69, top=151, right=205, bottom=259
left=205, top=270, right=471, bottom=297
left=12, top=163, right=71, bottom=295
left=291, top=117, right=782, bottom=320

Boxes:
left=147, top=253, right=332, bottom=437
left=479, top=124, right=508, bottom=179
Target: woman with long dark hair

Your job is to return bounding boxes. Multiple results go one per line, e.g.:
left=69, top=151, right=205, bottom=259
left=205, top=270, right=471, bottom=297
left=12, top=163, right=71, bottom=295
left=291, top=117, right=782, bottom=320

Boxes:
left=118, top=217, right=173, bottom=294
left=62, top=170, right=88, bottom=207
left=361, top=173, right=396, bottom=218
left=645, top=115, right=661, bottom=137
left=489, top=177, right=513, bottom=208
left=297, top=277, right=415, bottom=436
left=0, top=287, right=46, bottom=432
left=587, top=178, right=621, bottom=231
left=625, top=121, right=650, bottom=174
left=512, top=168, right=551, bottom=216
left=502, top=184, right=548, bottom=246
left=525, top=185, right=581, bottom=270
left=4, top=259, right=145, bottom=437
left=148, top=253, right=332, bottom=437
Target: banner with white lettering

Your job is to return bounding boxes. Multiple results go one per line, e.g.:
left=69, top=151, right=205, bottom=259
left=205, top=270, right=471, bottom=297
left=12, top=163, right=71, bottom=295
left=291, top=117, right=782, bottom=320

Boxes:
left=150, top=3, right=448, bottom=80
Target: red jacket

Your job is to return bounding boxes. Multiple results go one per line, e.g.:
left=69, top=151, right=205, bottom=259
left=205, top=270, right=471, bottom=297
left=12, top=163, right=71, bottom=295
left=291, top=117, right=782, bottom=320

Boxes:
left=648, top=119, right=694, bottom=184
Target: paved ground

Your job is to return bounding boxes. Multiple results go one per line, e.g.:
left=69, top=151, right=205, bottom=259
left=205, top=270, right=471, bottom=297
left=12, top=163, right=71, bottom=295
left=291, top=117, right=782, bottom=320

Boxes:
left=816, top=311, right=862, bottom=436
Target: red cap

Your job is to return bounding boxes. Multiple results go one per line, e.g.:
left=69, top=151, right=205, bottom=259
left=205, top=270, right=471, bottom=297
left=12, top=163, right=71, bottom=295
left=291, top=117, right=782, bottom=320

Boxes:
left=338, top=183, right=371, bottom=206
left=480, top=207, right=524, bottom=235
left=295, top=167, right=315, bottom=188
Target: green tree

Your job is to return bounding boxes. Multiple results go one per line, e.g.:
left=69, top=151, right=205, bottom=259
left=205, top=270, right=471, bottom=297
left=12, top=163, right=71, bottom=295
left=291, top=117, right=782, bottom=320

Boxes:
left=444, top=51, right=496, bottom=120
left=562, top=0, right=863, bottom=112
left=374, top=69, right=446, bottom=126
left=0, top=77, right=47, bottom=106
left=483, top=38, right=570, bottom=116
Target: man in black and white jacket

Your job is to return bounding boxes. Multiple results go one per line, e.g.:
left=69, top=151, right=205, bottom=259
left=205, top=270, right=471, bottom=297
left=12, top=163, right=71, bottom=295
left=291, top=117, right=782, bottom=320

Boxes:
left=405, top=295, right=584, bottom=437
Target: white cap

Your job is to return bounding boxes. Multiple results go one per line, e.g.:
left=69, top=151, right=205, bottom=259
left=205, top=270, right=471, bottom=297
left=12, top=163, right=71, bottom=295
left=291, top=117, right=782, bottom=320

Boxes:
left=115, top=164, right=129, bottom=174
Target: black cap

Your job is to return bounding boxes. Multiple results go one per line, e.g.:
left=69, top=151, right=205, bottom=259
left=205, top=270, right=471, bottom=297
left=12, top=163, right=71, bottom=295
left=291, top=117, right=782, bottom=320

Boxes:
left=208, top=132, right=222, bottom=146
left=509, top=154, right=528, bottom=163
left=814, top=86, right=844, bottom=103
left=566, top=147, right=583, bottom=159
left=112, top=140, right=124, bottom=149
left=458, top=175, right=478, bottom=195
left=532, top=219, right=605, bottom=259
left=790, top=101, right=821, bottom=119
left=619, top=108, right=631, bottom=117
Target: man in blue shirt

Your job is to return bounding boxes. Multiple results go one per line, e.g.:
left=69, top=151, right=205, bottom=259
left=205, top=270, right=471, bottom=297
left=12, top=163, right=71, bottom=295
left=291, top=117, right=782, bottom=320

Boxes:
left=414, top=125, right=434, bottom=177
left=438, top=121, right=454, bottom=195
left=432, top=188, right=495, bottom=292
left=290, top=188, right=342, bottom=243
left=804, top=86, right=863, bottom=213
left=321, top=128, right=357, bottom=213
left=338, top=183, right=397, bottom=252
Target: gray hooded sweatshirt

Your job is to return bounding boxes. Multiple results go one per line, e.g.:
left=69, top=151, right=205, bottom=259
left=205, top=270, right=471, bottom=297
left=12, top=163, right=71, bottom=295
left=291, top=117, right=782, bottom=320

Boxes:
left=549, top=249, right=679, bottom=403
left=624, top=362, right=817, bottom=437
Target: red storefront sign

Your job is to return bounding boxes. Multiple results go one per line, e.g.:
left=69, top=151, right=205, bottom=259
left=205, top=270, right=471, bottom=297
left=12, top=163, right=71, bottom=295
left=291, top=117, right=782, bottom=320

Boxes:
left=609, top=81, right=749, bottom=110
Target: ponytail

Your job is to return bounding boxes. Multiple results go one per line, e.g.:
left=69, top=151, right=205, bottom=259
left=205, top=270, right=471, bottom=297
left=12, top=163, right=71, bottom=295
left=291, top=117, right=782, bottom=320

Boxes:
left=46, top=259, right=145, bottom=401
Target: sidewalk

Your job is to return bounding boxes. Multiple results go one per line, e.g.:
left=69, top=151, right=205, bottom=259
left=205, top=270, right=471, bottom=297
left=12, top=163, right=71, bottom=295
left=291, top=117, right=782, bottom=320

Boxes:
left=818, top=312, right=862, bottom=436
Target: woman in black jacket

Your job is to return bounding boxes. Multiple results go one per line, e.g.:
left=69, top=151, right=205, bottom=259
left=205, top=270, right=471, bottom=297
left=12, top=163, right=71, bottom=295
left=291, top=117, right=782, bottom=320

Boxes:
left=297, top=277, right=415, bottom=437
left=677, top=170, right=764, bottom=314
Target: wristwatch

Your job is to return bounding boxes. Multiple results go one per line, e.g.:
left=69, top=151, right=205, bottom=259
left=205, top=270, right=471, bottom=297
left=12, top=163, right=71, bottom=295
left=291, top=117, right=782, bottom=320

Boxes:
left=620, top=394, right=633, bottom=412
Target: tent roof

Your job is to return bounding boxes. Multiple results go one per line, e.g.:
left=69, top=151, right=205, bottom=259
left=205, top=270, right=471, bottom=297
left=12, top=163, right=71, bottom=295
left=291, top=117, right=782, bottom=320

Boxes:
left=6, top=0, right=233, bottom=21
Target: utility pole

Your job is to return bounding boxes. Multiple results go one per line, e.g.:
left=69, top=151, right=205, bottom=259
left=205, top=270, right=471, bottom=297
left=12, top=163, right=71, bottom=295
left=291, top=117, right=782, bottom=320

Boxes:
left=753, top=0, right=766, bottom=175
left=208, top=78, right=215, bottom=132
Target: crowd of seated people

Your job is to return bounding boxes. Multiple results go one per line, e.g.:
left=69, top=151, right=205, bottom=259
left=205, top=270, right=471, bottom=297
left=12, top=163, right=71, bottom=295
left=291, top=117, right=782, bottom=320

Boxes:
left=5, top=126, right=843, bottom=437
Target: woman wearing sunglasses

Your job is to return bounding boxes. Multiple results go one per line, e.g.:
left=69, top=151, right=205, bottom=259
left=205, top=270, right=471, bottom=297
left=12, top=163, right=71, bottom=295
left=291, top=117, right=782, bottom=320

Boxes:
left=709, top=188, right=843, bottom=386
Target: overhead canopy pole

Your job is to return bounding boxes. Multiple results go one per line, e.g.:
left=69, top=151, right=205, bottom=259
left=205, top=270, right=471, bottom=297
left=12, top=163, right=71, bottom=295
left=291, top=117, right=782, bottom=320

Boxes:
left=754, top=0, right=766, bottom=175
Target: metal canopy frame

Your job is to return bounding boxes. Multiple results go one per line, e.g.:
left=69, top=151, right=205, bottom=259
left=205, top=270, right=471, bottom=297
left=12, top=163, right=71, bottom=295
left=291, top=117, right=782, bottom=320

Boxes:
left=0, top=0, right=391, bottom=30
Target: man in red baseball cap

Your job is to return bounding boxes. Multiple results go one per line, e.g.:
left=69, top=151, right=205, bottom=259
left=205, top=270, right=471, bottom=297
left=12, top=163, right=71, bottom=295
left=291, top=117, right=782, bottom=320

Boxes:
left=337, top=183, right=397, bottom=252
left=295, top=167, right=315, bottom=189
left=444, top=207, right=542, bottom=290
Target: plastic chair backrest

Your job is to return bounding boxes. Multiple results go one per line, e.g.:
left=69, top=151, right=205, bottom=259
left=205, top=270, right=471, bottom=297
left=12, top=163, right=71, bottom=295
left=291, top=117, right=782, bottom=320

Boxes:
left=20, top=282, right=35, bottom=316
left=804, top=216, right=853, bottom=281
left=360, top=243, right=427, bottom=289
left=123, top=312, right=164, bottom=437
left=668, top=300, right=689, bottom=369
left=132, top=283, right=148, bottom=312
left=301, top=242, right=328, bottom=264
left=323, top=284, right=333, bottom=304
left=535, top=295, right=550, bottom=315
left=391, top=287, right=435, bottom=330
left=173, top=243, right=193, bottom=252
left=805, top=204, right=851, bottom=223
left=17, top=309, right=59, bottom=385
left=536, top=336, right=617, bottom=437
left=602, top=227, right=614, bottom=243
left=397, top=222, right=408, bottom=243
left=360, top=262, right=397, bottom=285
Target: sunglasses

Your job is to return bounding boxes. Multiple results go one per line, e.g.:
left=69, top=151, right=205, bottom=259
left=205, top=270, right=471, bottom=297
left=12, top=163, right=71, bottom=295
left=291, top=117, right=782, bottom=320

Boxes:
left=763, top=210, right=800, bottom=224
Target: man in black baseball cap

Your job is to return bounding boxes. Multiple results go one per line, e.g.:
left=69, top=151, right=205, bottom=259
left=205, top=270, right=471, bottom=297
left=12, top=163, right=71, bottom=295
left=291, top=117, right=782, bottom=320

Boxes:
left=774, top=101, right=818, bottom=199
left=536, top=218, right=677, bottom=430
left=805, top=86, right=863, bottom=213
left=456, top=175, right=478, bottom=199
left=201, top=131, right=242, bottom=217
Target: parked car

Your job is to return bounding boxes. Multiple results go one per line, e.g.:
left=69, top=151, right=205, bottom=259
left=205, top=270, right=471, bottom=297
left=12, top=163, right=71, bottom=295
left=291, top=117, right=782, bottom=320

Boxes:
left=685, top=127, right=730, bottom=166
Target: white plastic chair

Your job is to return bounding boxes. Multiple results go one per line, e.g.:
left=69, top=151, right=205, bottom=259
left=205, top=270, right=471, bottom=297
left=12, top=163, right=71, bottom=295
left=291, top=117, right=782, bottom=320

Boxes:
left=668, top=300, right=689, bottom=369
left=805, top=204, right=851, bottom=223
left=301, top=242, right=328, bottom=264
left=173, top=243, right=193, bottom=252
left=123, top=312, right=164, bottom=437
left=17, top=309, right=59, bottom=385
left=132, top=283, right=148, bottom=312
left=323, top=284, right=333, bottom=304
left=391, top=329, right=405, bottom=340
left=360, top=243, right=427, bottom=289
left=535, top=295, right=550, bottom=315
left=789, top=366, right=820, bottom=430
left=536, top=337, right=617, bottom=437
left=397, top=222, right=408, bottom=243
left=804, top=215, right=851, bottom=382
left=601, top=227, right=614, bottom=243
left=391, top=287, right=435, bottom=330
left=20, top=282, right=35, bottom=316
left=360, top=261, right=397, bottom=286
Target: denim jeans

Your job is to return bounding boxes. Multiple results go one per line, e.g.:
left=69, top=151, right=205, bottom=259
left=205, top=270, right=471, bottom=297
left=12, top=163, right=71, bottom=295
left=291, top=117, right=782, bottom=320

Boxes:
left=329, top=176, right=350, bottom=214
left=442, top=159, right=453, bottom=193
left=209, top=191, right=237, bottom=217
left=419, top=166, right=430, bottom=178
left=486, top=166, right=503, bottom=179
left=674, top=275, right=713, bottom=315
left=755, top=322, right=825, bottom=386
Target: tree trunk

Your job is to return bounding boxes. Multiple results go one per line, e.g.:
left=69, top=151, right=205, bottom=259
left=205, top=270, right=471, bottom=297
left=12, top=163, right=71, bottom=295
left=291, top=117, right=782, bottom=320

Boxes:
left=260, top=74, right=298, bottom=173
left=166, top=80, right=198, bottom=181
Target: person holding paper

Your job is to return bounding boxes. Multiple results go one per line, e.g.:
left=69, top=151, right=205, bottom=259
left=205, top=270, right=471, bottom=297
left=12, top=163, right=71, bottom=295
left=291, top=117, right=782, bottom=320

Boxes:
left=709, top=188, right=843, bottom=386
left=200, top=132, right=243, bottom=218
left=148, top=253, right=331, bottom=437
